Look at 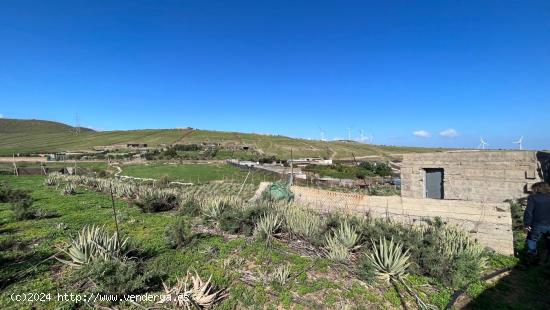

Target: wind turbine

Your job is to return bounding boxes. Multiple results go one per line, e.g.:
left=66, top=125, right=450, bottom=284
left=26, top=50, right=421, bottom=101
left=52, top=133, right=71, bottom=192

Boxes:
left=513, top=136, right=523, bottom=150
left=319, top=128, right=326, bottom=141
left=347, top=127, right=352, bottom=141
left=478, top=137, right=489, bottom=150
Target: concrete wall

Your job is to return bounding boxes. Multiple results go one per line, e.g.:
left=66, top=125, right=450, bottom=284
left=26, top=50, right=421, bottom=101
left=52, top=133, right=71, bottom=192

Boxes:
left=537, top=151, right=550, bottom=183
left=401, top=151, right=542, bottom=203
left=291, top=186, right=514, bottom=255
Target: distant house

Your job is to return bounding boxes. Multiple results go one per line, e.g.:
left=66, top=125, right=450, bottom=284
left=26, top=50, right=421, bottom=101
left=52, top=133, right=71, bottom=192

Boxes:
left=126, top=143, right=148, bottom=148
left=238, top=161, right=259, bottom=167
left=289, top=158, right=333, bottom=166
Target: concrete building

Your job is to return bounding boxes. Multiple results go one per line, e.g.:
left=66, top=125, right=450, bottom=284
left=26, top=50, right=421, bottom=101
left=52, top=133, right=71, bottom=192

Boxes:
left=400, top=151, right=546, bottom=203
left=289, top=158, right=333, bottom=166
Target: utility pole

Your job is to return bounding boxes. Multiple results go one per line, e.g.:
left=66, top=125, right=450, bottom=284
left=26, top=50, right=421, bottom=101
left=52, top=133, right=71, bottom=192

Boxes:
left=109, top=182, right=120, bottom=247
left=13, top=154, right=18, bottom=176
left=289, top=148, right=294, bottom=185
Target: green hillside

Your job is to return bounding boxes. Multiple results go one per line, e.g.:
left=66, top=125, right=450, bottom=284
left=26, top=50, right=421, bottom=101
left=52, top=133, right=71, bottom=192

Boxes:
left=0, top=119, right=443, bottom=158
left=0, top=118, right=95, bottom=134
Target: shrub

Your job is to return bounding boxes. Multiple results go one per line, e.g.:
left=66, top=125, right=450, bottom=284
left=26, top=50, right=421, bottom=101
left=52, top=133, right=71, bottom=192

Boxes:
left=135, top=190, right=179, bottom=213
left=219, top=204, right=269, bottom=235
left=357, top=254, right=377, bottom=283
left=11, top=198, right=36, bottom=220
left=164, top=217, right=193, bottom=249
left=359, top=218, right=487, bottom=288
left=73, top=260, right=162, bottom=296
left=0, top=183, right=31, bottom=203
left=57, top=225, right=129, bottom=267
left=179, top=197, right=202, bottom=216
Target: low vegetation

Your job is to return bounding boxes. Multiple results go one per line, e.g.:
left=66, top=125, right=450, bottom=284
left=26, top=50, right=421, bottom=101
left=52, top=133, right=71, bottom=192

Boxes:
left=303, top=161, right=393, bottom=179
left=0, top=174, right=544, bottom=309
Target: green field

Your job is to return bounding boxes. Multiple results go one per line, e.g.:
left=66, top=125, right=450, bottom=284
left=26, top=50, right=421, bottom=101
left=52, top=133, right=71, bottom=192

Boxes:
left=120, top=163, right=280, bottom=184
left=0, top=119, right=445, bottom=159
left=0, top=161, right=109, bottom=175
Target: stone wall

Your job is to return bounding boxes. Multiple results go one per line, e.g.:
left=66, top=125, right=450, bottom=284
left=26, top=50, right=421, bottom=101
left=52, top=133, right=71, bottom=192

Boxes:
left=401, top=151, right=542, bottom=203
left=291, top=186, right=514, bottom=255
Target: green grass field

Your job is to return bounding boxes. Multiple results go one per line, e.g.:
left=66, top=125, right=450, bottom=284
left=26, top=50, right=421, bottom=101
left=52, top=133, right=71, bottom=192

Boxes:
left=120, top=163, right=280, bottom=184
left=0, top=119, right=445, bottom=159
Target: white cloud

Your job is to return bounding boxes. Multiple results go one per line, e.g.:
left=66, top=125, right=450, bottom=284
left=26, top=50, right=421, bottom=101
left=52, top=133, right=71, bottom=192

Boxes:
left=0, top=114, right=3, bottom=118
left=413, top=130, right=431, bottom=138
left=439, top=128, right=459, bottom=138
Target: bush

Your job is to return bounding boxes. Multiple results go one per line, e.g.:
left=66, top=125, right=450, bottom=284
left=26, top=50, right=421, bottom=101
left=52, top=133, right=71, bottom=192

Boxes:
left=135, top=191, right=179, bottom=213
left=73, top=260, right=163, bottom=297
left=219, top=204, right=269, bottom=235
left=0, top=183, right=31, bottom=203
left=164, top=217, right=193, bottom=249
left=357, top=254, right=377, bottom=283
left=358, top=218, right=487, bottom=288
left=179, top=197, right=202, bottom=217
left=11, top=198, right=36, bottom=220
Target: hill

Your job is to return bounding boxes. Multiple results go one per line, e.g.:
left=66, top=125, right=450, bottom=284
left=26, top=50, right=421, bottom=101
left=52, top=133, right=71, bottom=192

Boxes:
left=0, top=118, right=94, bottom=134
left=0, top=118, right=444, bottom=158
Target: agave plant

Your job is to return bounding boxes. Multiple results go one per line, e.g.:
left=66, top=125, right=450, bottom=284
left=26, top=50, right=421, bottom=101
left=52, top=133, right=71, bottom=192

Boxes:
left=271, top=264, right=291, bottom=286
left=61, top=183, right=77, bottom=195
left=365, top=237, right=410, bottom=282
left=334, top=220, right=360, bottom=249
left=324, top=234, right=351, bottom=262
left=277, top=203, right=324, bottom=240
left=254, top=213, right=282, bottom=245
left=202, top=197, right=228, bottom=225
left=57, top=225, right=129, bottom=267
left=158, top=271, right=228, bottom=309
left=44, top=174, right=60, bottom=186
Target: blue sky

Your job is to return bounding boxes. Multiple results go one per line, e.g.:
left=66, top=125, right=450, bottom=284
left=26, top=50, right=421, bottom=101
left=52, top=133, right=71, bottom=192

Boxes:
left=1, top=1, right=549, bottom=149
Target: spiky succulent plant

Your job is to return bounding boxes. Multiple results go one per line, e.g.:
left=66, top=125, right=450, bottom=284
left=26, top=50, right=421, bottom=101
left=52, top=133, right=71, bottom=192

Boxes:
left=57, top=225, right=128, bottom=267
left=365, top=237, right=410, bottom=282
left=254, top=213, right=282, bottom=245
left=159, top=271, right=228, bottom=309
left=334, top=220, right=360, bottom=249
left=324, top=234, right=351, bottom=262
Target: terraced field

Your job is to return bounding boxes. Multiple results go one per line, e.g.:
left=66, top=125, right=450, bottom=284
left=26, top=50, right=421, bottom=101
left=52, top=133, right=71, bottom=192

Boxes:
left=0, top=119, right=444, bottom=158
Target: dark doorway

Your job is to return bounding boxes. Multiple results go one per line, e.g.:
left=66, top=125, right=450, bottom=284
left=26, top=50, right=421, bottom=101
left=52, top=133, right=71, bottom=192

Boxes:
left=425, top=168, right=444, bottom=199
